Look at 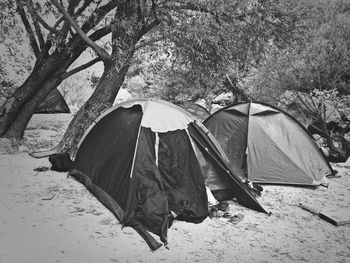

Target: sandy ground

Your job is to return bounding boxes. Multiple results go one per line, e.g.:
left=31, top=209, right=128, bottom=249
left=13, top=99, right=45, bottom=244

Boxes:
left=0, top=114, right=350, bottom=263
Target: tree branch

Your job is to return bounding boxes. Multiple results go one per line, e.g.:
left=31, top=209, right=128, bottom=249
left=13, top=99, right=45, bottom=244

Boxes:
left=67, top=0, right=81, bottom=15
left=136, top=19, right=161, bottom=42
left=64, top=1, right=115, bottom=44
left=60, top=25, right=111, bottom=64
left=74, top=0, right=95, bottom=18
left=27, top=0, right=45, bottom=49
left=61, top=0, right=83, bottom=37
left=62, top=57, right=102, bottom=80
left=225, top=74, right=235, bottom=89
left=88, top=26, right=112, bottom=41
left=51, top=0, right=110, bottom=63
left=164, top=2, right=213, bottom=14
left=32, top=16, right=46, bottom=48
left=26, top=1, right=63, bottom=36
left=15, top=0, right=40, bottom=57
left=80, top=0, right=121, bottom=34
left=52, top=16, right=65, bottom=30
left=135, top=35, right=166, bottom=50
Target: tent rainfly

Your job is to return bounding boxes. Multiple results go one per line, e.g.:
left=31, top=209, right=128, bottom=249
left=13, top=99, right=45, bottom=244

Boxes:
left=35, top=89, right=70, bottom=114
left=204, top=101, right=334, bottom=186
left=69, top=98, right=267, bottom=250
left=178, top=103, right=210, bottom=121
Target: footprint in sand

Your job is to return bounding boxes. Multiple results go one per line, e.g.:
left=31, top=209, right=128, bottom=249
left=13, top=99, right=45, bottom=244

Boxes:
left=68, top=206, right=85, bottom=214
left=93, top=211, right=103, bottom=216
left=85, top=208, right=96, bottom=214
left=99, top=218, right=113, bottom=225
left=122, top=227, right=135, bottom=235
left=72, top=199, right=81, bottom=204
left=74, top=207, right=86, bottom=213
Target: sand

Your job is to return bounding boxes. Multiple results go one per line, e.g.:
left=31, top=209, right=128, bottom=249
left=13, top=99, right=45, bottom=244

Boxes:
left=0, top=114, right=349, bottom=263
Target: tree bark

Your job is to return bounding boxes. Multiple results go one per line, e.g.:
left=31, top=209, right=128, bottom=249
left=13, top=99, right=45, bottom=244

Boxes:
left=0, top=54, right=64, bottom=136
left=2, top=0, right=156, bottom=154
left=3, top=73, right=63, bottom=138
left=56, top=0, right=159, bottom=157
left=57, top=58, right=133, bottom=156
left=0, top=25, right=111, bottom=138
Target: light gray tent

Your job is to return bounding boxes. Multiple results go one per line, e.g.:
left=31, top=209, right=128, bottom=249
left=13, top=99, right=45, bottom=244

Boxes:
left=204, top=101, right=334, bottom=186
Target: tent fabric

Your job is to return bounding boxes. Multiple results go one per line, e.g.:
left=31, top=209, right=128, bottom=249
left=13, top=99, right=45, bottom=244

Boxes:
left=203, top=110, right=249, bottom=181
left=35, top=89, right=70, bottom=114
left=204, top=101, right=334, bottom=186
left=74, top=105, right=142, bottom=210
left=71, top=98, right=267, bottom=247
left=123, top=127, right=170, bottom=242
left=141, top=101, right=193, bottom=132
left=157, top=129, right=209, bottom=222
left=187, top=123, right=267, bottom=213
left=179, top=103, right=211, bottom=121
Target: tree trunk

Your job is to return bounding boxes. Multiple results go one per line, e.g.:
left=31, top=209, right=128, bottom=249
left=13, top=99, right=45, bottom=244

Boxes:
left=0, top=28, right=110, bottom=138
left=57, top=60, right=132, bottom=156
left=56, top=0, right=151, bottom=157
left=3, top=74, right=63, bottom=138
left=0, top=54, right=64, bottom=136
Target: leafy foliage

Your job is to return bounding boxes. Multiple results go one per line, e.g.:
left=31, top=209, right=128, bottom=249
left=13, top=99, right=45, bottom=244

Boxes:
left=248, top=0, right=350, bottom=102
left=0, top=1, right=34, bottom=91
left=124, top=0, right=298, bottom=105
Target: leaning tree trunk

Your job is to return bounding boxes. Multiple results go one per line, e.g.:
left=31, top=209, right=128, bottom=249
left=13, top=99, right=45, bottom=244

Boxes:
left=0, top=27, right=110, bottom=139
left=3, top=73, right=64, bottom=138
left=57, top=60, right=132, bottom=156
left=0, top=54, right=64, bottom=136
left=56, top=0, right=150, bottom=157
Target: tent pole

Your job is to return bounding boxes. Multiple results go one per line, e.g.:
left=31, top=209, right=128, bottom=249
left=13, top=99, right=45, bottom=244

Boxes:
left=242, top=100, right=252, bottom=182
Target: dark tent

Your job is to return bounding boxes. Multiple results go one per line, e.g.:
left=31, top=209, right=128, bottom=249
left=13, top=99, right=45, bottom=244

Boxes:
left=179, top=103, right=210, bottom=121
left=69, top=98, right=267, bottom=249
left=35, top=89, right=70, bottom=114
left=204, top=101, right=334, bottom=186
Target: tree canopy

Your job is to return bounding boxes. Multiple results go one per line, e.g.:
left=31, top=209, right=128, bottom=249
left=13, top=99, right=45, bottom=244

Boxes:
left=121, top=0, right=298, bottom=105
left=1, top=0, right=350, bottom=157
left=248, top=0, right=350, bottom=102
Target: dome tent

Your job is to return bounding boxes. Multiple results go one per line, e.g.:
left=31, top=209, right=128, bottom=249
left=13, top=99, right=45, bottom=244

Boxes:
left=35, top=89, right=70, bottom=114
left=204, top=101, right=334, bottom=186
left=69, top=98, right=267, bottom=250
